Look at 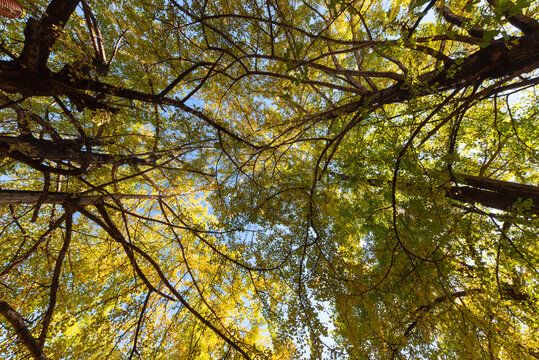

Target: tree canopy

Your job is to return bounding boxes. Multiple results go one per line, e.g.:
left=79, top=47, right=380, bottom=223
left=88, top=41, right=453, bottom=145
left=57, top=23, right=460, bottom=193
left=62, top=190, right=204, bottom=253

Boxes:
left=0, top=0, right=538, bottom=359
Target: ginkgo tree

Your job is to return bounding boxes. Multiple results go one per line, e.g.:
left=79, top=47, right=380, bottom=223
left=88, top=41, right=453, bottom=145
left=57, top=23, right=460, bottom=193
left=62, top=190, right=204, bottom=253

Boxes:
left=0, top=0, right=538, bottom=359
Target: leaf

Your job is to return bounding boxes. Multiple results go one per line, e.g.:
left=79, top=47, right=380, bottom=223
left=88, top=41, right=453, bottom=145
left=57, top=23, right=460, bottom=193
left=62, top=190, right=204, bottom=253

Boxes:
left=0, top=1, right=538, bottom=359
left=409, top=0, right=431, bottom=12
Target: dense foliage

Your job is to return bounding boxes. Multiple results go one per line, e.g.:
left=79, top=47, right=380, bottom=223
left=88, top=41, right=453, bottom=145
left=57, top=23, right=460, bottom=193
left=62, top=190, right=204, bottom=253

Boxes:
left=0, top=0, right=538, bottom=359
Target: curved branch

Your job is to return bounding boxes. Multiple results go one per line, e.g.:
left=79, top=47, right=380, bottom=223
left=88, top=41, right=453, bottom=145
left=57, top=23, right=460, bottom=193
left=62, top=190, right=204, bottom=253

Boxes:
left=0, top=300, right=49, bottom=360
left=390, top=289, right=483, bottom=360
left=439, top=6, right=485, bottom=38
left=79, top=203, right=253, bottom=359
left=38, top=210, right=73, bottom=346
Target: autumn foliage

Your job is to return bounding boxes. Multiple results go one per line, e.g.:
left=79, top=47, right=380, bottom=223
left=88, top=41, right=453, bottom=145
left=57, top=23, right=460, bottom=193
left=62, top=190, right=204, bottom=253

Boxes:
left=0, top=0, right=538, bottom=359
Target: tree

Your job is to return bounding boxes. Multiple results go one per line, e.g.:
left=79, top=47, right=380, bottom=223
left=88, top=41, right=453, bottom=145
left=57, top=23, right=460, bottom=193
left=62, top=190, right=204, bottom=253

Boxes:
left=0, top=0, right=538, bottom=359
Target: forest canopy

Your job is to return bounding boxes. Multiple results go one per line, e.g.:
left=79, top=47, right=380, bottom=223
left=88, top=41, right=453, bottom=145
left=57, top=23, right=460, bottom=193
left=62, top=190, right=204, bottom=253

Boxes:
left=0, top=0, right=538, bottom=359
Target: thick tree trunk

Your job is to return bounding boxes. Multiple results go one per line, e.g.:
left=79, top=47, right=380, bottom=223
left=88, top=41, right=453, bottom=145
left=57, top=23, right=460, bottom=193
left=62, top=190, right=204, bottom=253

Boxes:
left=0, top=190, right=162, bottom=206
left=448, top=174, right=539, bottom=215
left=333, top=171, right=539, bottom=216
left=0, top=135, right=156, bottom=166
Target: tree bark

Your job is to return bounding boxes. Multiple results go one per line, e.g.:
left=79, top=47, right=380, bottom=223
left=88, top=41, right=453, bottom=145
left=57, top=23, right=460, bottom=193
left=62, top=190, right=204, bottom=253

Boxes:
left=0, top=135, right=156, bottom=166
left=448, top=174, right=539, bottom=215
left=333, top=171, right=539, bottom=216
left=0, top=190, right=163, bottom=206
left=1, top=3, right=538, bottom=120
left=0, top=300, right=49, bottom=360
left=15, top=0, right=80, bottom=72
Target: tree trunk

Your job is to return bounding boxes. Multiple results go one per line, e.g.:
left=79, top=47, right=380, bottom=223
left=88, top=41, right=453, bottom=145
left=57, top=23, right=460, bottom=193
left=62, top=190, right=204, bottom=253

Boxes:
left=0, top=135, right=156, bottom=166
left=0, top=190, right=162, bottom=206
left=448, top=174, right=539, bottom=215
left=333, top=171, right=539, bottom=216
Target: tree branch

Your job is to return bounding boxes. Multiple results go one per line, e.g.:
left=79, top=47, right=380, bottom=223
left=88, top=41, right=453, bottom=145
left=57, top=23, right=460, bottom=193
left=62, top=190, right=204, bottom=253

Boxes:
left=438, top=6, right=485, bottom=38
left=487, top=0, right=539, bottom=34
left=0, top=300, right=49, bottom=360
left=38, top=210, right=73, bottom=347
left=0, top=190, right=164, bottom=206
